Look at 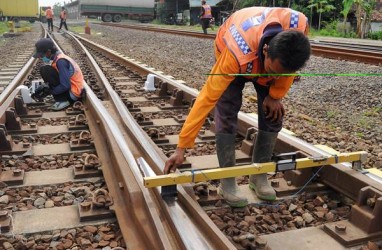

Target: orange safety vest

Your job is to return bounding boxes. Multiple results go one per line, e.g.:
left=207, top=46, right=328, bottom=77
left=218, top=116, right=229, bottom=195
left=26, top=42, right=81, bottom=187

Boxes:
left=216, top=7, right=308, bottom=76
left=201, top=4, right=212, bottom=19
left=60, top=10, right=67, bottom=19
left=52, top=53, right=84, bottom=98
left=46, top=9, right=53, bottom=19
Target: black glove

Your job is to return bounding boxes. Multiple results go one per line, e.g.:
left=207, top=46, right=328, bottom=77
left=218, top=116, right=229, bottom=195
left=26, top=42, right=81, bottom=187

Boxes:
left=32, top=84, right=51, bottom=102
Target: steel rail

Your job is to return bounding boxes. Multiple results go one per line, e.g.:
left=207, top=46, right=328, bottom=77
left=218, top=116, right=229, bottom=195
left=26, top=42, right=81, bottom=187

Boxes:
left=96, top=22, right=382, bottom=65
left=57, top=30, right=382, bottom=249
left=311, top=44, right=382, bottom=65
left=67, top=32, right=236, bottom=249
left=72, top=33, right=382, bottom=200
left=0, top=27, right=48, bottom=106
left=238, top=113, right=382, bottom=200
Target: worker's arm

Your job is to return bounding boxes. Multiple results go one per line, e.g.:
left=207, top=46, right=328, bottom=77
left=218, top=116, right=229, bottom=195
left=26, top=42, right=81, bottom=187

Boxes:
left=51, top=59, right=73, bottom=95
left=164, top=48, right=238, bottom=173
left=269, top=76, right=294, bottom=99
left=263, top=76, right=294, bottom=122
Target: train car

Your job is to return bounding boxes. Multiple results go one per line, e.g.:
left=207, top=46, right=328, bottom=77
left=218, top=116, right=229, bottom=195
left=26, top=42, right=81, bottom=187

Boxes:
left=80, top=0, right=155, bottom=23
left=0, top=0, right=39, bottom=22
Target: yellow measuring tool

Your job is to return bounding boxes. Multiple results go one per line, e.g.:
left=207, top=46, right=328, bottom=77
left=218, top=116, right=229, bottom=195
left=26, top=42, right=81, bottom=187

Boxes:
left=144, top=151, right=367, bottom=188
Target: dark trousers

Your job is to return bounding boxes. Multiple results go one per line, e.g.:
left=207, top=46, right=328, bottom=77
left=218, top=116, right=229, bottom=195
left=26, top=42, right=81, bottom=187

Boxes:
left=40, top=65, right=71, bottom=102
left=59, top=19, right=68, bottom=30
left=47, top=18, right=53, bottom=31
left=214, top=77, right=283, bottom=134
left=201, top=18, right=211, bottom=34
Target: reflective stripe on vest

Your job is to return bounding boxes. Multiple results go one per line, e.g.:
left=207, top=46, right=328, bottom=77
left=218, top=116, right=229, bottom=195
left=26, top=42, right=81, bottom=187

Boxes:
left=202, top=5, right=212, bottom=18
left=52, top=53, right=84, bottom=98
left=290, top=10, right=299, bottom=28
left=217, top=7, right=308, bottom=74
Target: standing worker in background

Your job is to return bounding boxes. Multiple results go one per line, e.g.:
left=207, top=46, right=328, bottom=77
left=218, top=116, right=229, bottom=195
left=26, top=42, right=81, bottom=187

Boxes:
left=45, top=7, right=54, bottom=33
left=32, top=38, right=84, bottom=111
left=164, top=7, right=311, bottom=207
left=58, top=7, right=68, bottom=32
left=200, top=0, right=213, bottom=34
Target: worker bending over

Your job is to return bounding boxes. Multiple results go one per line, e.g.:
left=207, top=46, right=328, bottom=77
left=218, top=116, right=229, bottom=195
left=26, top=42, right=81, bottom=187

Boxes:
left=165, top=7, right=311, bottom=207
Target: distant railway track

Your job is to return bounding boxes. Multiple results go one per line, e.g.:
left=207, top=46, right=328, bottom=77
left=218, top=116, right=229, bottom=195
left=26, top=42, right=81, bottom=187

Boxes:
left=0, top=25, right=382, bottom=249
left=97, top=22, right=382, bottom=66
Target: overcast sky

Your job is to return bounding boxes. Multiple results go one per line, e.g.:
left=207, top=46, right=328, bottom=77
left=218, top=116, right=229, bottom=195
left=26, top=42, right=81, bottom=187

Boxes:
left=38, top=0, right=66, bottom=7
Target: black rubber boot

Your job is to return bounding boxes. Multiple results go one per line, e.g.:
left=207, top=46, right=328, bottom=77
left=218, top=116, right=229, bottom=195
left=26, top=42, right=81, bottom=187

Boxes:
left=249, top=130, right=278, bottom=201
left=216, top=133, right=248, bottom=207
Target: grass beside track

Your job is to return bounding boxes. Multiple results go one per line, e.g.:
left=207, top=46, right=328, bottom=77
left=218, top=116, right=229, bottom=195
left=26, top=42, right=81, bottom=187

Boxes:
left=0, top=21, right=32, bottom=35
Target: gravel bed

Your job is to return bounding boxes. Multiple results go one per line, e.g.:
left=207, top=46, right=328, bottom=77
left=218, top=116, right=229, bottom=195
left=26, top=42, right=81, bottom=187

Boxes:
left=78, top=25, right=381, bottom=169
left=0, top=23, right=41, bottom=67
left=206, top=193, right=352, bottom=248
left=0, top=152, right=98, bottom=172
left=0, top=180, right=107, bottom=211
left=0, top=223, right=125, bottom=249
left=13, top=131, right=92, bottom=145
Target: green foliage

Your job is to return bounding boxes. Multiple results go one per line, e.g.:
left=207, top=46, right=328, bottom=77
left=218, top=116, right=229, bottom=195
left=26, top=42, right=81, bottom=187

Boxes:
left=370, top=31, right=382, bottom=40
left=363, top=106, right=381, bottom=116
left=310, top=20, right=357, bottom=37
left=239, top=0, right=257, bottom=8
left=355, top=131, right=364, bottom=138
left=291, top=3, right=311, bottom=16
left=357, top=116, right=371, bottom=129
left=341, top=0, right=354, bottom=19
left=0, top=22, right=7, bottom=35
left=151, top=19, right=162, bottom=25
left=326, top=110, right=337, bottom=118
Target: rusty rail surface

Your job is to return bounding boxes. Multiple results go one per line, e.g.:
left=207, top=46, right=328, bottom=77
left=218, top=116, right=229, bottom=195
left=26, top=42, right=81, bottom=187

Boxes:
left=97, top=22, right=382, bottom=65
left=67, top=32, right=237, bottom=249
left=1, top=24, right=381, bottom=249
left=72, top=33, right=382, bottom=248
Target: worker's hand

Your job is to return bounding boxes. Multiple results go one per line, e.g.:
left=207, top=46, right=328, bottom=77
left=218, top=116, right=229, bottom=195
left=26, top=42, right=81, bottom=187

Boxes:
left=32, top=84, right=51, bottom=102
left=164, top=147, right=186, bottom=174
left=262, top=95, right=285, bottom=122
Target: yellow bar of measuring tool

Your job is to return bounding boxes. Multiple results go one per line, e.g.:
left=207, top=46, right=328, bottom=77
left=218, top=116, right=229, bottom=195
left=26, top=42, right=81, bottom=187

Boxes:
left=144, top=151, right=367, bottom=188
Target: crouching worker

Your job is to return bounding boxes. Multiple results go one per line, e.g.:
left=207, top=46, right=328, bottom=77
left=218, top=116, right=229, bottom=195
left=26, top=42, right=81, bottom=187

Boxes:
left=33, top=38, right=84, bottom=111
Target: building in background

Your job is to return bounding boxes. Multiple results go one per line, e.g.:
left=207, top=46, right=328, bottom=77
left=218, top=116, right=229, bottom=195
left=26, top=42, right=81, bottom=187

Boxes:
left=66, top=0, right=81, bottom=20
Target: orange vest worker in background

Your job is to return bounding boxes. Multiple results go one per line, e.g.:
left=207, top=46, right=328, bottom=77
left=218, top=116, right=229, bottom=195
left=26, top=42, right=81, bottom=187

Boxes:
left=45, top=7, right=54, bottom=33
left=58, top=7, right=68, bottom=31
left=200, top=0, right=213, bottom=34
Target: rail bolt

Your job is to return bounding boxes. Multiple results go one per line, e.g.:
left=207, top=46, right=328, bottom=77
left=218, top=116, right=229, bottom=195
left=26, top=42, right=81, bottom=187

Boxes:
left=367, top=197, right=376, bottom=208
left=270, top=180, right=279, bottom=188
left=79, top=131, right=91, bottom=144
left=72, top=101, right=84, bottom=111
left=92, top=189, right=113, bottom=208
left=75, top=114, right=86, bottom=125
left=84, top=154, right=100, bottom=170
left=74, top=165, right=83, bottom=171
left=80, top=201, right=92, bottom=211
left=335, top=224, right=347, bottom=232
left=13, top=169, right=22, bottom=176
left=0, top=210, right=8, bottom=219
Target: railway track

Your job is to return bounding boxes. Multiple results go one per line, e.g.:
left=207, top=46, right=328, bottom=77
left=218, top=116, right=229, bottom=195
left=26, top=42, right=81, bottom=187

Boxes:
left=97, top=22, right=382, bottom=66
left=0, top=25, right=381, bottom=249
